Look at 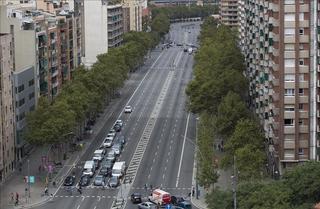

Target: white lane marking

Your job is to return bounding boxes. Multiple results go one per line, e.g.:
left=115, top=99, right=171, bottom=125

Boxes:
left=98, top=196, right=101, bottom=201
left=81, top=196, right=85, bottom=201
left=76, top=205, right=80, bottom=209
left=176, top=113, right=190, bottom=187
left=94, top=206, right=97, bottom=209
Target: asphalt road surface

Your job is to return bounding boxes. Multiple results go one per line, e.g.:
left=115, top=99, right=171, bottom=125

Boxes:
left=35, top=22, right=200, bottom=209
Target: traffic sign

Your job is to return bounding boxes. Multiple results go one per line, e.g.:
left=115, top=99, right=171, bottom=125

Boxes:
left=166, top=204, right=172, bottom=209
left=29, top=176, right=35, bottom=184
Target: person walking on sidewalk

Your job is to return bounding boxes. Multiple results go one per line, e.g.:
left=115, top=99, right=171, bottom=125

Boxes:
left=44, top=187, right=49, bottom=196
left=15, top=192, right=19, bottom=206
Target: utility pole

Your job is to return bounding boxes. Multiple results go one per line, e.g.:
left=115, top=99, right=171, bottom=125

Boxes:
left=28, top=160, right=31, bottom=199
left=232, top=155, right=237, bottom=209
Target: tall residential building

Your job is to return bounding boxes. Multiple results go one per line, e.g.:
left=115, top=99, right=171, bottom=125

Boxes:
left=81, top=0, right=108, bottom=68
left=220, top=0, right=239, bottom=27
left=107, top=4, right=123, bottom=48
left=123, top=0, right=142, bottom=31
left=0, top=4, right=38, bottom=162
left=239, top=0, right=320, bottom=174
left=0, top=33, right=16, bottom=182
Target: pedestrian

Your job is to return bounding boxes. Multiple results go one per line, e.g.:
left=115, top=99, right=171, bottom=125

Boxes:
left=101, top=181, right=105, bottom=190
left=10, top=192, right=14, bottom=203
left=38, top=165, right=42, bottom=173
left=44, top=187, right=48, bottom=196
left=52, top=181, right=56, bottom=187
left=192, top=187, right=195, bottom=197
left=77, top=186, right=82, bottom=194
left=15, top=192, right=19, bottom=206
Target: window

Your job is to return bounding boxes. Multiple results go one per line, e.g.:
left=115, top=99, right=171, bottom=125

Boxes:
left=284, top=119, right=294, bottom=126
left=17, top=84, right=24, bottom=93
left=299, top=74, right=304, bottom=81
left=299, top=119, right=303, bottom=125
left=18, top=98, right=25, bottom=107
left=285, top=89, right=295, bottom=96
left=299, top=88, right=304, bottom=95
left=284, top=14, right=295, bottom=21
left=285, top=0, right=295, bottom=4
left=299, top=28, right=304, bottom=35
left=29, top=105, right=35, bottom=111
left=298, top=148, right=304, bottom=155
left=299, top=13, right=304, bottom=21
left=285, top=74, right=295, bottom=82
left=299, top=44, right=304, bottom=50
left=285, top=59, right=295, bottom=67
left=299, top=59, right=304, bottom=65
left=299, top=104, right=304, bottom=110
left=284, top=105, right=295, bottom=112
left=285, top=44, right=295, bottom=51
left=299, top=0, right=304, bottom=4
left=284, top=28, right=295, bottom=36
left=28, top=79, right=34, bottom=86
left=29, top=92, right=35, bottom=100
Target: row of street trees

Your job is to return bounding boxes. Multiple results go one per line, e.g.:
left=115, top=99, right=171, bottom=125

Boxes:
left=186, top=17, right=265, bottom=187
left=25, top=14, right=170, bottom=147
left=189, top=17, right=320, bottom=209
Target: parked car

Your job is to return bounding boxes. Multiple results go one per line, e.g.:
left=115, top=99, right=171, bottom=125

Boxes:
left=93, top=159, right=100, bottom=170
left=94, top=175, right=105, bottom=186
left=171, top=196, right=186, bottom=205
left=114, top=124, right=121, bottom=132
left=124, top=105, right=132, bottom=113
left=108, top=176, right=119, bottom=188
left=131, top=192, right=142, bottom=204
left=103, top=138, right=113, bottom=148
left=79, top=175, right=90, bottom=187
left=115, top=120, right=123, bottom=127
left=64, top=175, right=76, bottom=186
left=138, top=202, right=156, bottom=209
left=108, top=129, right=116, bottom=137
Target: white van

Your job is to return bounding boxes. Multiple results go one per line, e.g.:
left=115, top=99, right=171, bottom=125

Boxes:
left=93, top=149, right=104, bottom=161
left=112, top=161, right=126, bottom=178
left=83, top=160, right=95, bottom=177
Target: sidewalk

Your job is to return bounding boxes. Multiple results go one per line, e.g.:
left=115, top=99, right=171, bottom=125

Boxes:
left=0, top=97, right=123, bottom=209
left=191, top=148, right=232, bottom=209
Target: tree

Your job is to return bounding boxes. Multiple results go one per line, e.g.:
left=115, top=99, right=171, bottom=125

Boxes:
left=206, top=188, right=233, bottom=209
left=215, top=92, right=249, bottom=138
left=283, top=161, right=320, bottom=206
left=237, top=181, right=291, bottom=209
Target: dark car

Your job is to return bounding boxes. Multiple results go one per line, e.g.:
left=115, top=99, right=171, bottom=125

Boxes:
left=99, top=165, right=112, bottom=177
left=131, top=192, right=142, bottom=204
left=114, top=124, right=121, bottom=132
left=79, top=175, right=90, bottom=187
left=171, top=196, right=186, bottom=205
left=118, top=136, right=126, bottom=145
left=64, top=175, right=75, bottom=186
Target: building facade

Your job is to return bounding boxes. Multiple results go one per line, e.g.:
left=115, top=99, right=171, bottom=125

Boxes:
left=0, top=33, right=16, bottom=182
left=220, top=0, right=239, bottom=27
left=123, top=0, right=142, bottom=31
left=239, top=0, right=320, bottom=174
left=107, top=4, right=123, bottom=48
left=81, top=0, right=108, bottom=68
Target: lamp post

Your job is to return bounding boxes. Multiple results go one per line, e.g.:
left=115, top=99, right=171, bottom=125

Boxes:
left=27, top=160, right=31, bottom=199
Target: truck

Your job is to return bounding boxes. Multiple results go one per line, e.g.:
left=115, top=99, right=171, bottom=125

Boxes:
left=112, top=161, right=126, bottom=178
left=148, top=189, right=171, bottom=205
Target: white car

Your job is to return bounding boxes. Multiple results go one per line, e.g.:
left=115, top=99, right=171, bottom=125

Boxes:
left=124, top=106, right=132, bottom=113
left=103, top=139, right=113, bottom=148
left=108, top=129, right=116, bottom=137
left=115, top=120, right=123, bottom=127
left=138, top=201, right=156, bottom=209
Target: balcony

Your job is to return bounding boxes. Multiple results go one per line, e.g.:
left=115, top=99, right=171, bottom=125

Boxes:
left=284, top=126, right=295, bottom=134
left=299, top=125, right=308, bottom=133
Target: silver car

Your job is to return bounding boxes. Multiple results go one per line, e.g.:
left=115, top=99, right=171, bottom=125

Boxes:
left=93, top=175, right=105, bottom=186
left=112, top=143, right=122, bottom=155
left=106, top=150, right=116, bottom=162
left=108, top=176, right=119, bottom=188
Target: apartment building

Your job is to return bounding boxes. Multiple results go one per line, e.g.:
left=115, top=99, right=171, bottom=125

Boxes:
left=123, top=0, right=142, bottom=31
left=0, top=33, right=16, bottom=182
left=0, top=4, right=38, bottom=162
left=239, top=0, right=320, bottom=174
left=107, top=4, right=123, bottom=48
left=81, top=0, right=108, bottom=68
left=220, top=0, right=239, bottom=27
